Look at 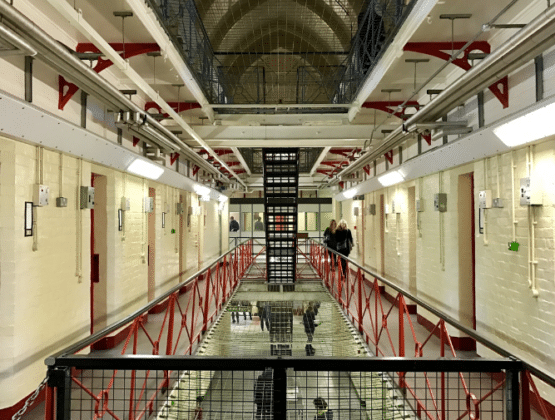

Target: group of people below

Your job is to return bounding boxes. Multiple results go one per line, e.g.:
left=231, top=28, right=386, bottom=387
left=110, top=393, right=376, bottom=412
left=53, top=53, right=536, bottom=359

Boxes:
left=229, top=216, right=264, bottom=232
left=323, top=219, right=354, bottom=277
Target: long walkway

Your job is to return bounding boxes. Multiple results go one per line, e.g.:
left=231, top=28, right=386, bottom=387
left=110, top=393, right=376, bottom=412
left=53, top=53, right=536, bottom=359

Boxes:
left=158, top=261, right=414, bottom=420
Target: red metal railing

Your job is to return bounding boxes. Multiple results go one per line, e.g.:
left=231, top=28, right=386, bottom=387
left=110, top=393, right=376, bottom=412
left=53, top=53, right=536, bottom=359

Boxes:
left=44, top=239, right=254, bottom=420
left=308, top=240, right=555, bottom=420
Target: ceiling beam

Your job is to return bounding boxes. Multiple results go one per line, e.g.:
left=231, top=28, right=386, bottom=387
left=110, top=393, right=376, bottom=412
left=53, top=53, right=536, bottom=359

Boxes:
left=309, top=146, right=331, bottom=175
left=231, top=147, right=252, bottom=176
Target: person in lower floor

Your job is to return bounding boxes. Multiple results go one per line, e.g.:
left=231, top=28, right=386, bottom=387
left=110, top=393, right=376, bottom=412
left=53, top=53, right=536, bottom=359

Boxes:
left=260, top=303, right=271, bottom=331
left=303, top=305, right=317, bottom=342
left=313, top=397, right=333, bottom=420
left=254, top=368, right=273, bottom=419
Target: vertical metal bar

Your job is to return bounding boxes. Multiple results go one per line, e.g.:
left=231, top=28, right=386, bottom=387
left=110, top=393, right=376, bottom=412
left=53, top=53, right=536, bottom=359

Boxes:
left=385, top=155, right=389, bottom=171
left=417, top=133, right=422, bottom=155
left=358, top=273, right=363, bottom=333
left=373, top=160, right=377, bottom=176
left=117, top=128, right=123, bottom=145
left=203, top=268, right=211, bottom=331
left=129, top=322, right=138, bottom=420
left=398, top=146, right=403, bottom=165
left=477, top=91, right=485, bottom=128
left=44, top=385, right=55, bottom=420
left=374, top=279, right=379, bottom=355
left=442, top=115, right=448, bottom=144
left=534, top=55, right=544, bottom=102
left=398, top=294, right=406, bottom=388
left=80, top=91, right=88, bottom=129
left=25, top=56, right=33, bottom=103
left=166, top=294, right=175, bottom=355
left=54, top=368, right=71, bottom=420
left=440, top=320, right=446, bottom=420
left=506, top=368, right=520, bottom=420
left=273, top=367, right=287, bottom=419
left=521, top=371, right=530, bottom=420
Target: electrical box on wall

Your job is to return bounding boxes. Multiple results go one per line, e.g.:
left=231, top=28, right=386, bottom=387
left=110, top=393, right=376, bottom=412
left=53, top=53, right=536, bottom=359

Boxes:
left=121, top=197, right=130, bottom=211
left=144, top=197, right=154, bottom=213
left=416, top=199, right=424, bottom=212
left=34, top=185, right=50, bottom=207
left=176, top=203, right=184, bottom=215
left=368, top=204, right=376, bottom=215
left=56, top=197, right=68, bottom=208
left=478, top=190, right=492, bottom=209
left=520, top=177, right=542, bottom=206
left=353, top=207, right=359, bottom=216
left=80, top=186, right=95, bottom=209
left=434, top=193, right=447, bottom=212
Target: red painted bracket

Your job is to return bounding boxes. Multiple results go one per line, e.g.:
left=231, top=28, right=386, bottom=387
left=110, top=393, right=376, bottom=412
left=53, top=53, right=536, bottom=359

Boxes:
left=133, top=136, right=141, bottom=147
left=192, top=165, right=200, bottom=176
left=339, top=181, right=345, bottom=189
left=403, top=42, right=509, bottom=108
left=317, top=169, right=332, bottom=175
left=362, top=101, right=420, bottom=120
left=144, top=101, right=202, bottom=118
left=321, top=161, right=345, bottom=167
left=226, top=161, right=241, bottom=167
left=363, top=165, right=371, bottom=176
left=329, top=149, right=355, bottom=158
left=59, top=43, right=160, bottom=110
left=170, top=153, right=180, bottom=165
left=422, top=132, right=432, bottom=146
left=213, top=149, right=234, bottom=156
left=385, top=150, right=394, bottom=164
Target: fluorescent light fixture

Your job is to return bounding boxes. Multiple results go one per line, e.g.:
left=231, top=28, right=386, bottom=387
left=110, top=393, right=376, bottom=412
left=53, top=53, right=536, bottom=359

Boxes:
left=193, top=184, right=210, bottom=196
left=493, top=102, right=555, bottom=147
left=343, top=189, right=357, bottom=199
left=378, top=170, right=405, bottom=187
left=218, top=195, right=228, bottom=202
left=127, top=159, right=164, bottom=180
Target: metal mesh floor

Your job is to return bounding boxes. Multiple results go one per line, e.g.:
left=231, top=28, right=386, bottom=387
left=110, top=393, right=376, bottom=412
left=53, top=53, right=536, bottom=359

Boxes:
left=197, top=283, right=368, bottom=357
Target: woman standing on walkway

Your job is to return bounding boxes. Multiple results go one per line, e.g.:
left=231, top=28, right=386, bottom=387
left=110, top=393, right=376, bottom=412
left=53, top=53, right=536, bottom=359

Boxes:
left=323, top=219, right=337, bottom=265
left=335, top=219, right=353, bottom=278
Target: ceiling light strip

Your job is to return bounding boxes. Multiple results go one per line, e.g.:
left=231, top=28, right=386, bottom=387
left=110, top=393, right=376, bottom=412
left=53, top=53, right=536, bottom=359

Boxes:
left=46, top=0, right=246, bottom=189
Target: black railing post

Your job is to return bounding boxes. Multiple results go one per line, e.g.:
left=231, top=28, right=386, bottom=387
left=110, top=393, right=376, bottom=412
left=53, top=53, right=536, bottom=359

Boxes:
left=48, top=366, right=71, bottom=420
left=506, top=367, right=520, bottom=420
left=273, top=366, right=287, bottom=420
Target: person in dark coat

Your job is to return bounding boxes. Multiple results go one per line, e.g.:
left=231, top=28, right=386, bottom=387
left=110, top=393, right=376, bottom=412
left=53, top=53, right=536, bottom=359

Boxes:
left=254, top=368, right=273, bottom=419
left=335, top=219, right=354, bottom=278
left=313, top=397, right=333, bottom=420
left=303, top=305, right=317, bottom=342
left=229, top=216, right=240, bottom=232
left=260, top=303, right=271, bottom=331
left=254, top=217, right=264, bottom=231
left=323, top=219, right=337, bottom=265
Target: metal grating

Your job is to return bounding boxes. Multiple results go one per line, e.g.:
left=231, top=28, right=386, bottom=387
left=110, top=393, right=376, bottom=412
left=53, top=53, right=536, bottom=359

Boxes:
left=240, top=148, right=323, bottom=173
left=147, top=0, right=415, bottom=105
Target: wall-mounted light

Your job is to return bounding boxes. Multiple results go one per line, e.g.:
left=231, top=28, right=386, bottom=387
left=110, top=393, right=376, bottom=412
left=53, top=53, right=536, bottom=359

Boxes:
left=200, top=194, right=210, bottom=202
left=162, top=212, right=166, bottom=228
left=343, top=189, right=357, bottom=199
left=127, top=158, right=164, bottom=180
left=493, top=102, right=555, bottom=147
left=25, top=202, right=33, bottom=237
left=218, top=194, right=228, bottom=202
left=193, top=184, right=210, bottom=196
left=378, top=170, right=405, bottom=187
left=118, top=209, right=123, bottom=231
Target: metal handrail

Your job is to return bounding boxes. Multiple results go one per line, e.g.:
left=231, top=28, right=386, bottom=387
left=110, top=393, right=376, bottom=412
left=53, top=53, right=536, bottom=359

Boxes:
left=49, top=355, right=520, bottom=372
left=45, top=239, right=253, bottom=365
left=310, top=239, right=555, bottom=387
